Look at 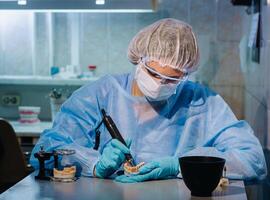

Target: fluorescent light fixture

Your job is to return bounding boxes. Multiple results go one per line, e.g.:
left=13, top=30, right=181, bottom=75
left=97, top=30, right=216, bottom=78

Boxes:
left=96, top=0, right=105, bottom=5
left=0, top=9, right=153, bottom=13
left=0, top=0, right=157, bottom=13
left=17, top=0, right=27, bottom=5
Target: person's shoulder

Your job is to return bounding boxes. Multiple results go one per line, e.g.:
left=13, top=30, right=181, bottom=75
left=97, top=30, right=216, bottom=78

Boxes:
left=185, top=81, right=229, bottom=106
left=74, top=73, right=130, bottom=95
left=183, top=81, right=217, bottom=99
left=103, top=72, right=132, bottom=92
left=110, top=73, right=130, bottom=84
left=179, top=81, right=223, bottom=108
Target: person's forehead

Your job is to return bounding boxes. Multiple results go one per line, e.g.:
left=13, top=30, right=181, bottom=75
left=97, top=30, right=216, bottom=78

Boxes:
left=147, top=61, right=183, bottom=77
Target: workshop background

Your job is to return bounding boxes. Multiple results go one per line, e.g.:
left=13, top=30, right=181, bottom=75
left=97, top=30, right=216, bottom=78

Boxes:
left=0, top=0, right=269, bottom=198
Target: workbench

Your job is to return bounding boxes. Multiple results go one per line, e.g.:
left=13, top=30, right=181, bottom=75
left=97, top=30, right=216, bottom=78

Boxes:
left=0, top=172, right=247, bottom=200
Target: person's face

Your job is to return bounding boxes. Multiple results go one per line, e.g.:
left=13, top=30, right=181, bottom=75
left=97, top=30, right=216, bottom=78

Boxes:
left=142, top=61, right=187, bottom=84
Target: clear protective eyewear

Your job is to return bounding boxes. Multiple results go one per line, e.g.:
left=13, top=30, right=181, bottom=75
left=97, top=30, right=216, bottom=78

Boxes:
left=140, top=60, right=189, bottom=84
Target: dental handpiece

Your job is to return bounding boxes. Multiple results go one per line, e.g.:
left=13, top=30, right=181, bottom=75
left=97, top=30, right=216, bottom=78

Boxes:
left=101, top=109, right=136, bottom=167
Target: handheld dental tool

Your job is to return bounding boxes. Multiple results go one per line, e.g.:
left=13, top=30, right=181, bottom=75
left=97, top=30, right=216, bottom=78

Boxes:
left=94, top=109, right=136, bottom=167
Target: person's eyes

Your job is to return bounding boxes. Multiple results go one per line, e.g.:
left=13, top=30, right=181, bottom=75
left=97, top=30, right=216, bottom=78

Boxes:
left=146, top=69, right=162, bottom=79
left=162, top=80, right=178, bottom=84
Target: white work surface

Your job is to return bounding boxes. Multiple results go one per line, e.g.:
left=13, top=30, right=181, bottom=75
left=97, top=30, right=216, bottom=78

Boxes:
left=9, top=121, right=52, bottom=137
left=0, top=172, right=247, bottom=200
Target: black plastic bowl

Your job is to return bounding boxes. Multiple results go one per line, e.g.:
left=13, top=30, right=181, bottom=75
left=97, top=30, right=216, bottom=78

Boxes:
left=179, top=156, right=225, bottom=197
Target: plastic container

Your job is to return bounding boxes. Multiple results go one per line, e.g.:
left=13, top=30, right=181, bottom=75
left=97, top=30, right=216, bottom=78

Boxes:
left=180, top=156, right=225, bottom=197
left=53, top=149, right=76, bottom=180
left=85, top=65, right=96, bottom=77
left=50, top=97, right=66, bottom=121
left=49, top=88, right=69, bottom=121
left=50, top=66, right=60, bottom=76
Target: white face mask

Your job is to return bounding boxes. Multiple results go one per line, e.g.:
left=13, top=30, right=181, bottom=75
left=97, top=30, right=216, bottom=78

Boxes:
left=134, top=66, right=180, bottom=101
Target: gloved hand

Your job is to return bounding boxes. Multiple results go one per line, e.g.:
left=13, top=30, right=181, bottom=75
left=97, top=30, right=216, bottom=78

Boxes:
left=95, top=139, right=131, bottom=178
left=115, top=157, right=179, bottom=183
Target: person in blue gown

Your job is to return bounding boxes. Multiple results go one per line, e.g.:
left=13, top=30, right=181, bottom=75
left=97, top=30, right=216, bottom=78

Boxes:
left=30, top=18, right=267, bottom=183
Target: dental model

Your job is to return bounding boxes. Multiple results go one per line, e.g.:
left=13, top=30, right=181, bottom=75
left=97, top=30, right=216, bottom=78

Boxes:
left=53, top=166, right=76, bottom=179
left=218, top=177, right=229, bottom=187
left=215, top=177, right=229, bottom=192
left=124, top=162, right=145, bottom=176
left=218, top=166, right=229, bottom=187
left=215, top=166, right=229, bottom=192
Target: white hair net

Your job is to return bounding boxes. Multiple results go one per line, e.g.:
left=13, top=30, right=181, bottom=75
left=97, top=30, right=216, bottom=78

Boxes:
left=127, top=18, right=200, bottom=73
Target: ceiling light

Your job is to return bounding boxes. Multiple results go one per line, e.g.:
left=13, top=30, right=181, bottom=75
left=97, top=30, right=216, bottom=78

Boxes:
left=0, top=0, right=157, bottom=13
left=0, top=9, right=152, bottom=13
left=17, top=0, right=27, bottom=5
left=96, top=0, right=105, bottom=5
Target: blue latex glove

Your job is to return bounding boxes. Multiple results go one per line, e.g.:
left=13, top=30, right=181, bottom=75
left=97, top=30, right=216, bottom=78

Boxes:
left=95, top=139, right=131, bottom=178
left=115, top=157, right=179, bottom=183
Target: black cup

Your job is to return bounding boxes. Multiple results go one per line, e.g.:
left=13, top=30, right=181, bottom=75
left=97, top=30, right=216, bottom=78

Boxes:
left=179, top=156, right=225, bottom=197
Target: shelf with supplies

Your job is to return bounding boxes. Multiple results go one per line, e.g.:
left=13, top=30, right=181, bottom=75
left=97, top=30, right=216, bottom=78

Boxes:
left=0, top=75, right=99, bottom=86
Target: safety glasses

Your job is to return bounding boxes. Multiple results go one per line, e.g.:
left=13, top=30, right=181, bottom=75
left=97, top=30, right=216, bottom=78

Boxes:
left=141, top=61, right=189, bottom=84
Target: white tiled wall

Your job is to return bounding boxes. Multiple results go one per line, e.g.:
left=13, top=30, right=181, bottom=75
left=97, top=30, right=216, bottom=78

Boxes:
left=263, top=3, right=270, bottom=149
left=0, top=12, right=33, bottom=75
left=35, top=14, right=50, bottom=76
left=1, top=1, right=266, bottom=143
left=243, top=2, right=270, bottom=148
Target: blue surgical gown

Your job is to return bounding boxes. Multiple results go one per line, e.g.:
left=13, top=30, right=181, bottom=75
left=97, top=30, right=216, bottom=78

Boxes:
left=30, top=70, right=267, bottom=180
